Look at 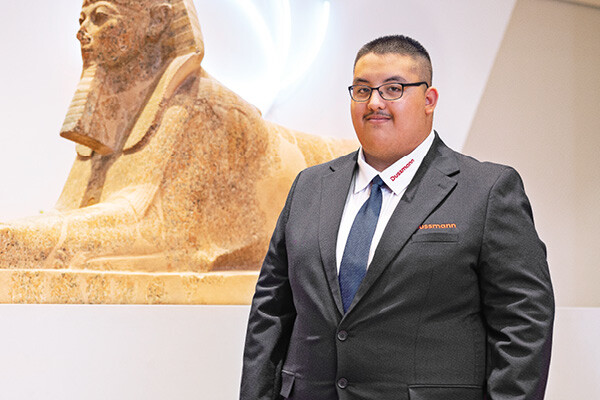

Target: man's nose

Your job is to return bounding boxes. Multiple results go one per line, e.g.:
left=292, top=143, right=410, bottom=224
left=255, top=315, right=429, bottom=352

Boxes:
left=367, top=89, right=386, bottom=110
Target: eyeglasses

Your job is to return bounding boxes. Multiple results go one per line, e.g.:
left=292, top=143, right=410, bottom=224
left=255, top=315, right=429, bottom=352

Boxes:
left=348, top=82, right=429, bottom=102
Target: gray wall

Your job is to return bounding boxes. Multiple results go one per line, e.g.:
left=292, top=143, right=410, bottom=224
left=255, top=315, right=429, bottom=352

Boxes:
left=463, top=0, right=600, bottom=307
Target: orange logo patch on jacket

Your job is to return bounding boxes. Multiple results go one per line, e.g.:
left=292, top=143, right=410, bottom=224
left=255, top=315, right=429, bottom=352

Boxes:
left=419, top=223, right=457, bottom=230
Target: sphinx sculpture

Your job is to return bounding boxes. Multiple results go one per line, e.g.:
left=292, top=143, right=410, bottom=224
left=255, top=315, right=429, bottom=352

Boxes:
left=0, top=0, right=356, bottom=303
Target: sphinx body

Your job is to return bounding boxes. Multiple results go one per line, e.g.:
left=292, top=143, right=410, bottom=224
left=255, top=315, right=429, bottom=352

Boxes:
left=0, top=0, right=356, bottom=280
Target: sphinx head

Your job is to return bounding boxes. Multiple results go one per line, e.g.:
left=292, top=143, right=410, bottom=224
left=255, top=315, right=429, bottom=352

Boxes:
left=77, top=0, right=204, bottom=69
left=61, top=0, right=204, bottom=154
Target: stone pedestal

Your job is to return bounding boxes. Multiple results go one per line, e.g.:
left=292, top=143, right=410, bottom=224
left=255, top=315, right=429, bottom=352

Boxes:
left=0, top=269, right=258, bottom=304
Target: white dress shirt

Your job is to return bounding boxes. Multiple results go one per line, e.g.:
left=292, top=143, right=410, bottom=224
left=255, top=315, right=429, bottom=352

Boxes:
left=336, top=131, right=435, bottom=273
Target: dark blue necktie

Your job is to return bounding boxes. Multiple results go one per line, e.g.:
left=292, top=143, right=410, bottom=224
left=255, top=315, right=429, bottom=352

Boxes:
left=339, top=175, right=385, bottom=313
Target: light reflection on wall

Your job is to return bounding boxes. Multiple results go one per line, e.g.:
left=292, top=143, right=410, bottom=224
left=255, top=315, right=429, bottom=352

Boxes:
left=198, top=0, right=330, bottom=114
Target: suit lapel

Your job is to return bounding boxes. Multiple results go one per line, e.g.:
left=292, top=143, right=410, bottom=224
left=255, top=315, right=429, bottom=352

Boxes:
left=348, top=135, right=460, bottom=313
left=319, top=152, right=358, bottom=316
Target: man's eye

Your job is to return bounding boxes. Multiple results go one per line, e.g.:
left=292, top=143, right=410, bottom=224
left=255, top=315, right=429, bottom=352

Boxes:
left=386, top=85, right=402, bottom=92
left=356, top=87, right=371, bottom=95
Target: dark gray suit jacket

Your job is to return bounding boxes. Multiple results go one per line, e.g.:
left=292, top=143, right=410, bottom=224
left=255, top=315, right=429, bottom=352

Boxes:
left=241, top=134, right=554, bottom=400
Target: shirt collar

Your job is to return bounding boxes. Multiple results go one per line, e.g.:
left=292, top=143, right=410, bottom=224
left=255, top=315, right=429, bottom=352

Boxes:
left=355, top=130, right=435, bottom=195
left=355, top=149, right=380, bottom=194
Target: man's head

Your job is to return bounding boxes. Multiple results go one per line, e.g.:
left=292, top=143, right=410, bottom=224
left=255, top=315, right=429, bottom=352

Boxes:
left=350, top=35, right=438, bottom=171
left=354, top=35, right=432, bottom=86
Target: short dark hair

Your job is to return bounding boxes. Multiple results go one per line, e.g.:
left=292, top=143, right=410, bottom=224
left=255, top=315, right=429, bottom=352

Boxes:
left=354, top=35, right=433, bottom=85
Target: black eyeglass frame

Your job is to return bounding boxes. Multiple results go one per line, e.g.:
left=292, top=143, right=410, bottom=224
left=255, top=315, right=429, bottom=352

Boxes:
left=348, top=81, right=429, bottom=102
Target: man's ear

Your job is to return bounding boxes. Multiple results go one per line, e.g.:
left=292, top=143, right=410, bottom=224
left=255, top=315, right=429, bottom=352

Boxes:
left=424, top=86, right=439, bottom=115
left=147, top=4, right=173, bottom=41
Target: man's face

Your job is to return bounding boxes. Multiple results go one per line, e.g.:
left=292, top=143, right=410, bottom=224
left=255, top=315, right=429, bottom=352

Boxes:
left=77, top=1, right=151, bottom=68
left=350, top=52, right=437, bottom=171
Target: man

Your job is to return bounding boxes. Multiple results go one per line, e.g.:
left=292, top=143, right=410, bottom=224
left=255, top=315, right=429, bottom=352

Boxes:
left=241, top=35, right=554, bottom=400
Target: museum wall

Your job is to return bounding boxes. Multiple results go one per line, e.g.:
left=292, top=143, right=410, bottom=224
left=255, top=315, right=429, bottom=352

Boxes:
left=463, top=0, right=600, bottom=307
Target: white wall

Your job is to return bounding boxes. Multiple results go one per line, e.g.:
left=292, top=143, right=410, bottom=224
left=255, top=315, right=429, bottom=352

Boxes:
left=0, top=305, right=250, bottom=400
left=0, top=306, right=597, bottom=400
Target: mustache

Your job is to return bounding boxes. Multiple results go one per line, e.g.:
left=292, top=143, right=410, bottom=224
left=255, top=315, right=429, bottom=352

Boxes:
left=364, top=111, right=392, bottom=119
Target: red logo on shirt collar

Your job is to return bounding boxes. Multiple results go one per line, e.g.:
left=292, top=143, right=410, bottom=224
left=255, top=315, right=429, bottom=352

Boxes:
left=390, top=159, right=415, bottom=181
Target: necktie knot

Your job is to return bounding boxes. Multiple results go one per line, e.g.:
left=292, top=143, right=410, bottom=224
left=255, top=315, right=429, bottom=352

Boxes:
left=371, top=175, right=385, bottom=190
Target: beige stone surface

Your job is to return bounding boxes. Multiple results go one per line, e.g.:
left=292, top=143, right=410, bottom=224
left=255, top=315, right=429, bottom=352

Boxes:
left=0, top=0, right=357, bottom=304
left=0, top=269, right=259, bottom=304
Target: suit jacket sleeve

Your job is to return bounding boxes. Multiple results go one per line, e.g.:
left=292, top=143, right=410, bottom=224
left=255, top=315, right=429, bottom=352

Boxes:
left=479, top=167, right=554, bottom=400
left=240, top=174, right=299, bottom=400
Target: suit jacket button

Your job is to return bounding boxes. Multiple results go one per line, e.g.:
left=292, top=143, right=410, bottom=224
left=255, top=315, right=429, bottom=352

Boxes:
left=337, top=378, right=348, bottom=389
left=337, top=330, right=348, bottom=341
